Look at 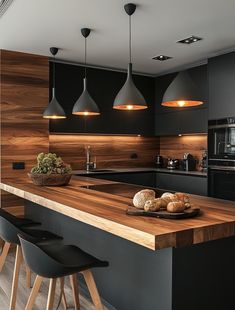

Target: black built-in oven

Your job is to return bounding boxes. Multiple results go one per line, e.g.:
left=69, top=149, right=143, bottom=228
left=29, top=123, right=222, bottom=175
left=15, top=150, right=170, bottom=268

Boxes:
left=208, top=117, right=235, bottom=201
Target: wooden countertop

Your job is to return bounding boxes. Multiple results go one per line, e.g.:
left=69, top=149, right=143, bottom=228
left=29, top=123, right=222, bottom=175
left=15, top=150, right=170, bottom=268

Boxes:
left=1, top=176, right=235, bottom=251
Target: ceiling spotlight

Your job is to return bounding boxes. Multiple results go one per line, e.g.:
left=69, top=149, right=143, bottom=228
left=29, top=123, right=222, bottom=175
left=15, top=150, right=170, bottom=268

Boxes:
left=152, top=55, right=172, bottom=61
left=177, top=36, right=203, bottom=44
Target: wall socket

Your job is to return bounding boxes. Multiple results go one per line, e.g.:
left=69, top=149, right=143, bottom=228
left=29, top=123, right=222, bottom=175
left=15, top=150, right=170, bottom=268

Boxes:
left=12, top=162, right=25, bottom=170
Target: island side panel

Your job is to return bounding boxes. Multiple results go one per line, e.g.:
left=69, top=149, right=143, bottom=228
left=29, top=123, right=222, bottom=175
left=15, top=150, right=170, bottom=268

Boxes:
left=172, top=237, right=235, bottom=310
left=25, top=201, right=173, bottom=310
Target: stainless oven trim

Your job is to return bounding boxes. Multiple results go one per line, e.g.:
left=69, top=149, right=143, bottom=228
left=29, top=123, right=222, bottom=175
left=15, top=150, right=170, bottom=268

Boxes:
left=208, top=124, right=235, bottom=129
left=209, top=165, right=235, bottom=171
left=209, top=158, right=235, bottom=162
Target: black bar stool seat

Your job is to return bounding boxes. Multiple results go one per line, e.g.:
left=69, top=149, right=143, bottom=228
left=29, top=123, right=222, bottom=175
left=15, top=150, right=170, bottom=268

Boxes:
left=0, top=208, right=62, bottom=310
left=19, top=234, right=109, bottom=310
left=19, top=238, right=108, bottom=278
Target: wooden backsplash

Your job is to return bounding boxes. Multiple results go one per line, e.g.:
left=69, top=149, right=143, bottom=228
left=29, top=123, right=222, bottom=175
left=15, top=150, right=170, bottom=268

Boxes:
left=160, top=135, right=207, bottom=168
left=49, top=134, right=160, bottom=170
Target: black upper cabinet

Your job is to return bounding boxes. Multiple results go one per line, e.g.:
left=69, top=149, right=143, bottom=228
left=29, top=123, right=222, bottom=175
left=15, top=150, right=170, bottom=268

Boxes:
left=154, top=65, right=208, bottom=135
left=208, top=52, right=235, bottom=120
left=49, top=62, right=155, bottom=135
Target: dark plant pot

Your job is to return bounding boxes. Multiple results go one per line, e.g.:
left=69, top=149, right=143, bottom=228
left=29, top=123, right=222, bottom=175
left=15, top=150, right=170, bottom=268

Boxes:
left=28, top=173, right=72, bottom=186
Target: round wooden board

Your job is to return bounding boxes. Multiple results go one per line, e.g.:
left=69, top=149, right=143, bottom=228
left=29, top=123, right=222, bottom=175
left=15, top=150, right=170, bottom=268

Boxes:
left=126, top=206, right=201, bottom=219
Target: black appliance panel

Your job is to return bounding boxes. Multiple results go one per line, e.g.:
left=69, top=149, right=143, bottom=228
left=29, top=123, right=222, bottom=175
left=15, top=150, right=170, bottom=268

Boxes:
left=208, top=117, right=235, bottom=161
left=208, top=168, right=235, bottom=201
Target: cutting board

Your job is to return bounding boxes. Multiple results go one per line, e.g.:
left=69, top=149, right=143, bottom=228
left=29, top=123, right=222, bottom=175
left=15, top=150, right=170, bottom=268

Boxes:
left=126, top=206, right=201, bottom=219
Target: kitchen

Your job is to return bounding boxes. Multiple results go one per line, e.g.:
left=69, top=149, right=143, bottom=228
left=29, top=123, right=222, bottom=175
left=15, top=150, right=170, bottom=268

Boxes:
left=0, top=1, right=235, bottom=310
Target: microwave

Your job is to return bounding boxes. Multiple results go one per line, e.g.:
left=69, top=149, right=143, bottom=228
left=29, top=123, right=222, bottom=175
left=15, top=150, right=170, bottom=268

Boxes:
left=208, top=117, right=235, bottom=165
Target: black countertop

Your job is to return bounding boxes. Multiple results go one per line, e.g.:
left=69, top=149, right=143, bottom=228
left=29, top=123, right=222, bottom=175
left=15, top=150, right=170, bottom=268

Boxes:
left=72, top=167, right=207, bottom=178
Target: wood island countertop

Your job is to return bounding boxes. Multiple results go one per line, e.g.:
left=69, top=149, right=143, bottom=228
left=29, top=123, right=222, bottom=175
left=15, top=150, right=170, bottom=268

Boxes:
left=1, top=176, right=235, bottom=251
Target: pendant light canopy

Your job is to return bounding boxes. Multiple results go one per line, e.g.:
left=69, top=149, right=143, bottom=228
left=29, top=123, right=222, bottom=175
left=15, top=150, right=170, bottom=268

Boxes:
left=72, top=28, right=100, bottom=116
left=43, top=47, right=66, bottom=119
left=161, top=71, right=203, bottom=107
left=113, top=3, right=147, bottom=110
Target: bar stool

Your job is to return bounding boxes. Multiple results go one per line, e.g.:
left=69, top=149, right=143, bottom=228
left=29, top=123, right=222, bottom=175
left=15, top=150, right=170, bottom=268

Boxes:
left=19, top=234, right=109, bottom=310
left=0, top=208, right=62, bottom=310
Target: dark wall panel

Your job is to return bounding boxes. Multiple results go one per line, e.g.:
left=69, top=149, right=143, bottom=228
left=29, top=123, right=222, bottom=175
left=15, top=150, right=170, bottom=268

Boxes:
left=49, top=63, right=155, bottom=135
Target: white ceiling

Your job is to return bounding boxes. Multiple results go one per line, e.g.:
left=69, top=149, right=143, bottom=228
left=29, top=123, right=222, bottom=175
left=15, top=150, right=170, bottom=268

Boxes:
left=1, top=0, right=235, bottom=75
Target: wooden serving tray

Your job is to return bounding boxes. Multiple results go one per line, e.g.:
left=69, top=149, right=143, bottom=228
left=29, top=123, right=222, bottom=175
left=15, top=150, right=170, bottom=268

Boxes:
left=126, top=206, right=201, bottom=219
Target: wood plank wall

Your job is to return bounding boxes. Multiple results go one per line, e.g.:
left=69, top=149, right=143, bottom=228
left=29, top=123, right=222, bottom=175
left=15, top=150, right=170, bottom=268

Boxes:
left=0, top=49, right=49, bottom=217
left=160, top=134, right=207, bottom=169
left=49, top=134, right=160, bottom=170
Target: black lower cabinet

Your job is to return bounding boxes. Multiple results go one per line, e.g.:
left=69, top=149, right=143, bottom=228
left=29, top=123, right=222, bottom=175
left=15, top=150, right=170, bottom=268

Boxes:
left=208, top=169, right=235, bottom=201
left=90, top=172, right=207, bottom=196
left=156, top=173, right=207, bottom=196
left=90, top=172, right=156, bottom=188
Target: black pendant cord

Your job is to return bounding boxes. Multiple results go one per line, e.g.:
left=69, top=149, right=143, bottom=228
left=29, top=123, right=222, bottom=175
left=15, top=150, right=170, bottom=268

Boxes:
left=84, top=37, right=87, bottom=79
left=53, top=55, right=56, bottom=96
left=129, top=15, right=132, bottom=64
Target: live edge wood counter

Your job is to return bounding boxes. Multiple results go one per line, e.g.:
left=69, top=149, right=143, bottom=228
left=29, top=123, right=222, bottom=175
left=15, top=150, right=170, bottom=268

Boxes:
left=1, top=176, right=235, bottom=251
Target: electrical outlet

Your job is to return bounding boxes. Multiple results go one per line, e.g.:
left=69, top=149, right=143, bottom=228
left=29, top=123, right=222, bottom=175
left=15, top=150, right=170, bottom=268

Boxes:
left=12, top=162, right=25, bottom=170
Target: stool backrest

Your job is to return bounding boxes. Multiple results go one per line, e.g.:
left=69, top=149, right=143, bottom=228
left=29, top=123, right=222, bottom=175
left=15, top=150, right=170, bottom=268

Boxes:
left=18, top=234, right=68, bottom=278
left=0, top=212, right=23, bottom=244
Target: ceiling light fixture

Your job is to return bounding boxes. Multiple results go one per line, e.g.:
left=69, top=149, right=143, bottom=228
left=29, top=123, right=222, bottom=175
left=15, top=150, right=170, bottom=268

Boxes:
left=113, top=3, right=147, bottom=111
left=161, top=71, right=203, bottom=107
left=43, top=47, right=66, bottom=119
left=177, top=35, right=203, bottom=44
left=72, top=28, right=100, bottom=116
left=152, top=55, right=172, bottom=61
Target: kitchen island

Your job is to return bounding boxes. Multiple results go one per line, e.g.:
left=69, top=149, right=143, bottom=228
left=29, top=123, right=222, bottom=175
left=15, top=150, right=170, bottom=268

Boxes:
left=1, top=176, right=235, bottom=310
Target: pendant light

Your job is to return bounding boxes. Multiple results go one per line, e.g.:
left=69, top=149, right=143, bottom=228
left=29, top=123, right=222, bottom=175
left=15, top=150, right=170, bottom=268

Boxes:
left=113, top=3, right=147, bottom=110
left=72, top=28, right=100, bottom=116
left=161, top=71, right=203, bottom=107
left=43, top=47, right=66, bottom=119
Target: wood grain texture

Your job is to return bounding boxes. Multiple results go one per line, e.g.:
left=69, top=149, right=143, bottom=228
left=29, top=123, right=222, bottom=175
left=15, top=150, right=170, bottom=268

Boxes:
left=1, top=176, right=235, bottom=251
left=160, top=134, right=207, bottom=170
left=0, top=49, right=49, bottom=178
left=0, top=49, right=49, bottom=217
left=49, top=134, right=159, bottom=170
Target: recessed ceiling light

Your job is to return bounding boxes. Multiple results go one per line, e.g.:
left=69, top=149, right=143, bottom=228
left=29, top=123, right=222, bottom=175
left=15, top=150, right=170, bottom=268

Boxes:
left=177, top=36, right=203, bottom=44
left=152, top=55, right=172, bottom=61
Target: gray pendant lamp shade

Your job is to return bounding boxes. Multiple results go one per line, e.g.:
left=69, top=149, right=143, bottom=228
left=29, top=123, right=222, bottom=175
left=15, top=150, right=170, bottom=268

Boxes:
left=113, top=63, right=147, bottom=110
left=113, top=3, right=147, bottom=110
left=43, top=47, right=66, bottom=119
left=72, top=77, right=99, bottom=115
left=161, top=71, right=203, bottom=107
left=72, top=28, right=100, bottom=116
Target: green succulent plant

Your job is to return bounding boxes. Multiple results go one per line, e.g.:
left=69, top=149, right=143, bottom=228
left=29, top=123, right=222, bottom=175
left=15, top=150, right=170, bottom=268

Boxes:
left=31, top=153, right=72, bottom=175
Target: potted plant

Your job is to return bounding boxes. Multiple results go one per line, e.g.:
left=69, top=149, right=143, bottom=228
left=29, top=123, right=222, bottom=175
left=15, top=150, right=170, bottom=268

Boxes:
left=28, top=152, right=72, bottom=186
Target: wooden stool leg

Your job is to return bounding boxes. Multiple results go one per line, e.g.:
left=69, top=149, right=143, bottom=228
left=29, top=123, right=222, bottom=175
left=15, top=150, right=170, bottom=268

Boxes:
left=70, top=274, right=80, bottom=310
left=0, top=241, right=11, bottom=272
left=25, top=275, right=43, bottom=310
left=26, top=265, right=31, bottom=288
left=9, top=245, right=23, bottom=310
left=60, top=277, right=68, bottom=310
left=81, top=270, right=103, bottom=310
left=46, top=278, right=57, bottom=310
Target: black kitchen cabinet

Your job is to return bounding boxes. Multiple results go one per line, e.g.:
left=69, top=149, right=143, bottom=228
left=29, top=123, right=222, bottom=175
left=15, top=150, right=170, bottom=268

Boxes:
left=90, top=172, right=156, bottom=188
left=155, top=65, right=208, bottom=135
left=155, top=173, right=207, bottom=196
left=49, top=62, right=155, bottom=135
left=155, top=108, right=207, bottom=135
left=208, top=52, right=235, bottom=120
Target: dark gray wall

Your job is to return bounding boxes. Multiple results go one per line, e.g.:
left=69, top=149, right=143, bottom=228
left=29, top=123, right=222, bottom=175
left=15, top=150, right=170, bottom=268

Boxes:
left=208, top=51, right=235, bottom=120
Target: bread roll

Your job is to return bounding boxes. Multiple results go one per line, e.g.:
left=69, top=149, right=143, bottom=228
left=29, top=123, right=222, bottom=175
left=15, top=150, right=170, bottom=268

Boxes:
left=161, top=192, right=174, bottom=198
left=175, top=192, right=190, bottom=203
left=144, top=199, right=161, bottom=212
left=167, top=201, right=185, bottom=213
left=133, top=189, right=155, bottom=209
